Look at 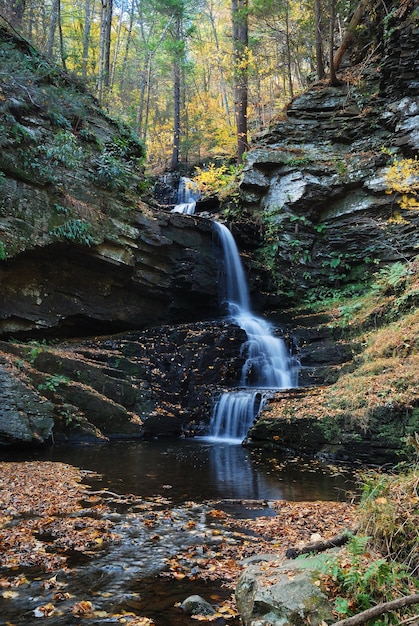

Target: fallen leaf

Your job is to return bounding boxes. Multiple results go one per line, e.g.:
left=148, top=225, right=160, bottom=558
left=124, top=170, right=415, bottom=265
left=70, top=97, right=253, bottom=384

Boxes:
left=33, top=603, right=55, bottom=618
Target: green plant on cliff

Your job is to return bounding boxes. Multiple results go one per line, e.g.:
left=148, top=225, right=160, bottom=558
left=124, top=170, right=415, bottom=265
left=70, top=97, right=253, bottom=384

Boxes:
left=49, top=219, right=94, bottom=246
left=0, top=241, right=6, bottom=260
left=92, top=150, right=135, bottom=191
left=23, top=341, right=46, bottom=365
left=321, top=533, right=417, bottom=622
left=38, top=374, right=70, bottom=393
left=43, top=130, right=84, bottom=168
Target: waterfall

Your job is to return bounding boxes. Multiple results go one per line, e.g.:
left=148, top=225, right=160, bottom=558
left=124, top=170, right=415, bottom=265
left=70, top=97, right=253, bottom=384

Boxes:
left=171, top=176, right=200, bottom=214
left=209, top=390, right=265, bottom=444
left=208, top=222, right=299, bottom=442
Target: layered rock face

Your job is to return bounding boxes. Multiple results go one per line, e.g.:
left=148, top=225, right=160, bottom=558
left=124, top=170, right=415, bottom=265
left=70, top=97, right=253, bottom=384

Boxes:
left=0, top=212, right=219, bottom=338
left=0, top=26, right=219, bottom=339
left=0, top=321, right=247, bottom=445
left=239, top=2, right=419, bottom=301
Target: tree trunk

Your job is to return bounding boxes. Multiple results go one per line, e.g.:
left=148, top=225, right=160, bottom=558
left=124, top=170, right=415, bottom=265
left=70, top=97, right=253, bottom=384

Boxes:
left=110, top=0, right=126, bottom=89
left=97, top=0, right=113, bottom=104
left=232, top=0, right=249, bottom=163
left=333, top=594, right=419, bottom=626
left=104, top=0, right=112, bottom=88
left=315, top=0, right=326, bottom=79
left=208, top=0, right=232, bottom=126
left=285, top=0, right=293, bottom=98
left=46, top=0, right=59, bottom=59
left=170, top=15, right=181, bottom=170
left=119, top=0, right=135, bottom=92
left=57, top=0, right=67, bottom=70
left=81, top=0, right=93, bottom=79
left=333, top=0, right=370, bottom=72
left=6, top=0, right=26, bottom=28
left=329, top=0, right=339, bottom=85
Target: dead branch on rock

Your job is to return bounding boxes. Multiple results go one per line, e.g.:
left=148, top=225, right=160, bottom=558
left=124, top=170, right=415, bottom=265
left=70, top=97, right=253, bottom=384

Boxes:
left=285, top=529, right=357, bottom=559
left=333, top=593, right=419, bottom=626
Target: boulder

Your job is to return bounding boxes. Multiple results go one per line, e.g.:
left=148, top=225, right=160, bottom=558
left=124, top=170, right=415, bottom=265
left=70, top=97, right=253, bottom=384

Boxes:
left=0, top=358, right=54, bottom=445
left=235, top=555, right=334, bottom=626
left=181, top=595, right=216, bottom=616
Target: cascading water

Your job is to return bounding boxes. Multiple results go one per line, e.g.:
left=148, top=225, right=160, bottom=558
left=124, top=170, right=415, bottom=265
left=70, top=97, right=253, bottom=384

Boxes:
left=209, top=222, right=299, bottom=442
left=171, top=176, right=200, bottom=214
left=167, top=176, right=298, bottom=442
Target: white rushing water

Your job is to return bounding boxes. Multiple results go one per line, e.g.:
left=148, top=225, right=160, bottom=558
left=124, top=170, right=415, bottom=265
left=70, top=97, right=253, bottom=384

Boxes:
left=209, top=222, right=299, bottom=442
left=167, top=176, right=298, bottom=442
left=171, top=176, right=200, bottom=214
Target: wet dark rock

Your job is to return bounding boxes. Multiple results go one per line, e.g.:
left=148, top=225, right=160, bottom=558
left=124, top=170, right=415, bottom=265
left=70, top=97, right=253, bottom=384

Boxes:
left=0, top=320, right=246, bottom=444
left=0, top=357, right=54, bottom=445
left=0, top=212, right=219, bottom=339
left=181, top=595, right=216, bottom=616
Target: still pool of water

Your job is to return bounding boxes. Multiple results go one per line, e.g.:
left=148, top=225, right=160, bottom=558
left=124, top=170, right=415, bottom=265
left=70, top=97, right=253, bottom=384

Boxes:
left=0, top=438, right=356, bottom=504
left=0, top=439, right=358, bottom=626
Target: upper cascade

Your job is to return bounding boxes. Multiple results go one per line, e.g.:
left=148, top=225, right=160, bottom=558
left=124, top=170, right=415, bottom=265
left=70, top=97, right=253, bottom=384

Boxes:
left=215, top=222, right=298, bottom=390
left=171, top=177, right=201, bottom=214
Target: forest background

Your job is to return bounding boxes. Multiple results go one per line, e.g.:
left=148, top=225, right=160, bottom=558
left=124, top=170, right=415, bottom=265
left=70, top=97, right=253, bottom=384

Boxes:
left=0, top=0, right=358, bottom=171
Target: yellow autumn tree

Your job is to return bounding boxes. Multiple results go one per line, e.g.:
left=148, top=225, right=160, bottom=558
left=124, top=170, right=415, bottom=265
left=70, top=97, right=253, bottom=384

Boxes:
left=386, top=157, right=419, bottom=211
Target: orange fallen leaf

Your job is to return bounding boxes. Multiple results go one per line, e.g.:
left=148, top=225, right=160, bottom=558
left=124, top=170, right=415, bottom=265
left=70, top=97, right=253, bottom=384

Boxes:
left=33, top=603, right=55, bottom=618
left=71, top=600, right=94, bottom=616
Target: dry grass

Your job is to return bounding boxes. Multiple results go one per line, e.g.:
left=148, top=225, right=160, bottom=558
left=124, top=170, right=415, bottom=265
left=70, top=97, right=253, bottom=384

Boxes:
left=357, top=466, right=419, bottom=574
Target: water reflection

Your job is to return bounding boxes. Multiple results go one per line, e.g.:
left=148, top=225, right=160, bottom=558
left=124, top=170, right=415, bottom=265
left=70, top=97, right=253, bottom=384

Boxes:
left=1, top=439, right=355, bottom=504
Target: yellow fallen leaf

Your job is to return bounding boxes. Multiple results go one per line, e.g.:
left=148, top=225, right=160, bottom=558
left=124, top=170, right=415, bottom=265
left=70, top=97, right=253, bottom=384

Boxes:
left=2, top=590, right=19, bottom=599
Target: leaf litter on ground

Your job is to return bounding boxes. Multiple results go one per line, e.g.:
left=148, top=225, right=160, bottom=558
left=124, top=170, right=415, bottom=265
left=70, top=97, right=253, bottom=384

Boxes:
left=0, top=460, right=357, bottom=624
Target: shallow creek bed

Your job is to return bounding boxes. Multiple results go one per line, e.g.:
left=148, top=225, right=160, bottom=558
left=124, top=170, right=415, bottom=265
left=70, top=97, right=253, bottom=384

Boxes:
left=0, top=461, right=357, bottom=625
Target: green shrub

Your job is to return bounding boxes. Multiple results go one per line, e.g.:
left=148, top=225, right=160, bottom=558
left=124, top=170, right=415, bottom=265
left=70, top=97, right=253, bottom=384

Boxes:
left=49, top=219, right=94, bottom=246
left=321, top=534, right=417, bottom=622
left=44, top=130, right=84, bottom=168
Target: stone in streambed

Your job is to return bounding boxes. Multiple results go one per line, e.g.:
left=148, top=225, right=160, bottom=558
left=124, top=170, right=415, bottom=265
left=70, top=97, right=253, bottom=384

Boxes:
left=181, top=595, right=216, bottom=616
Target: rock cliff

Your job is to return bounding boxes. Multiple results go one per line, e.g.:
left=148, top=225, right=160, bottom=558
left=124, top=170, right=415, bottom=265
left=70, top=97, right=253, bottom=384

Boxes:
left=239, top=0, right=419, bottom=303
left=0, top=25, right=223, bottom=444
left=0, top=25, right=219, bottom=339
left=239, top=0, right=419, bottom=461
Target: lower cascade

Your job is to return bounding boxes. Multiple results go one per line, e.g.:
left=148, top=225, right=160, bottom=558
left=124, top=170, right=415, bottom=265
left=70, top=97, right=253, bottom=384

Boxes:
left=209, top=222, right=299, bottom=442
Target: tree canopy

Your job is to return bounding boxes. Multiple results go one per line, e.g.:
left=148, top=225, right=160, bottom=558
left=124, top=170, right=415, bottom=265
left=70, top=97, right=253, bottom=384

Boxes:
left=0, top=0, right=365, bottom=170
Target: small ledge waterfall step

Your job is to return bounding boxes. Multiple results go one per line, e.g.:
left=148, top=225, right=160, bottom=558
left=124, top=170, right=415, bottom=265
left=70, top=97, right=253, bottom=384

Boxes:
left=171, top=177, right=201, bottom=214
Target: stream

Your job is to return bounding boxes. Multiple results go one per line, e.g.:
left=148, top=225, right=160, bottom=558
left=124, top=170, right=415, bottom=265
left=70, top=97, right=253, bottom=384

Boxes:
left=0, top=439, right=357, bottom=626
